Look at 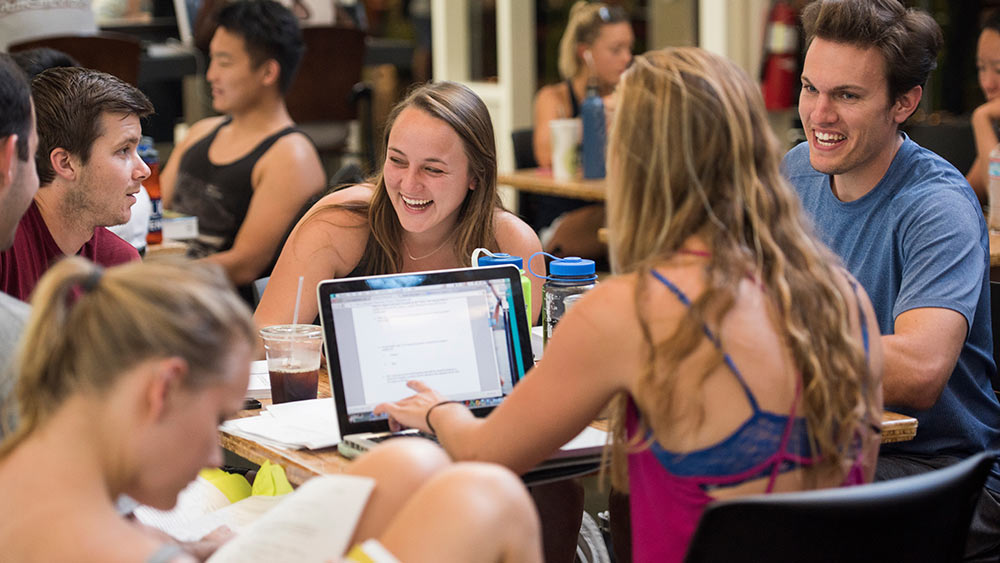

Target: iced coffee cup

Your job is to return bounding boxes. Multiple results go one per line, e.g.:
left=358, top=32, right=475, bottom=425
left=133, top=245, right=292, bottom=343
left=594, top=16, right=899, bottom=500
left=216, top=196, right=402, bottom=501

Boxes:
left=259, top=324, right=323, bottom=403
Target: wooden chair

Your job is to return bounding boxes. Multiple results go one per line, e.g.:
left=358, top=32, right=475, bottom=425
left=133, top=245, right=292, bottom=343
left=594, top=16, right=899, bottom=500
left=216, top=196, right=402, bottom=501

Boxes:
left=285, top=26, right=374, bottom=173
left=8, top=32, right=142, bottom=86
left=684, top=451, right=996, bottom=563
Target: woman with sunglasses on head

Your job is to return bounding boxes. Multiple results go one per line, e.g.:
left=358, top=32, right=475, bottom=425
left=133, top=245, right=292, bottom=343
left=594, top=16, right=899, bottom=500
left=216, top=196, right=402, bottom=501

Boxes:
left=527, top=0, right=634, bottom=260
left=0, top=258, right=541, bottom=562
left=533, top=1, right=633, bottom=170
left=379, top=47, right=884, bottom=562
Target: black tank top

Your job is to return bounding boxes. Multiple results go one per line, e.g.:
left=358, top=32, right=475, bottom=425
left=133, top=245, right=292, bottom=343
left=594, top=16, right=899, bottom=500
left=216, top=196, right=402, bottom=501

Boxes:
left=171, top=118, right=303, bottom=258
left=565, top=79, right=581, bottom=118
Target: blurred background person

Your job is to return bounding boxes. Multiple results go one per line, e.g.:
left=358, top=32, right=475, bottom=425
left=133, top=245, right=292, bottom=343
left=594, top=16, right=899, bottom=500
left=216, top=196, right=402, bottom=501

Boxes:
left=967, top=10, right=1000, bottom=204
left=527, top=0, right=633, bottom=262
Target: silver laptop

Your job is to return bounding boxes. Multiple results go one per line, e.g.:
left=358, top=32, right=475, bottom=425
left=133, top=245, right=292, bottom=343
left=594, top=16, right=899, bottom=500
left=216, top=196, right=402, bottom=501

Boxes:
left=317, top=266, right=605, bottom=477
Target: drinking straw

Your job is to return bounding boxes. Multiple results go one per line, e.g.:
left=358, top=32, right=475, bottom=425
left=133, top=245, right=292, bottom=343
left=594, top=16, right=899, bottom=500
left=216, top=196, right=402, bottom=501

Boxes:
left=292, top=275, right=304, bottom=326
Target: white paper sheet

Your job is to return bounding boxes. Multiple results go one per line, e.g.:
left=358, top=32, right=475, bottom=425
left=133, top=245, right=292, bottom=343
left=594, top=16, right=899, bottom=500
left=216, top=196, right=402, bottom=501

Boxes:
left=207, top=475, right=376, bottom=563
left=132, top=476, right=233, bottom=542
left=247, top=360, right=271, bottom=399
left=220, top=398, right=340, bottom=449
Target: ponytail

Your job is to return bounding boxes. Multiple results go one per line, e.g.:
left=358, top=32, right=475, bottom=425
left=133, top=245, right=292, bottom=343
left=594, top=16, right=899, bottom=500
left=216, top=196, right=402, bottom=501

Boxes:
left=0, top=257, right=256, bottom=459
left=1, top=258, right=102, bottom=457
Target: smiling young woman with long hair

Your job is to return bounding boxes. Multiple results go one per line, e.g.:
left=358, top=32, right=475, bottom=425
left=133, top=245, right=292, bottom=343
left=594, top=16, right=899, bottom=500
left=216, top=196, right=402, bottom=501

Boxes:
left=254, top=81, right=544, bottom=328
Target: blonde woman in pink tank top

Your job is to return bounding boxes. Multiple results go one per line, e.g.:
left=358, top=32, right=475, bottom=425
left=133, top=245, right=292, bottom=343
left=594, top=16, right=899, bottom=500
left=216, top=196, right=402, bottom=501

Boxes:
left=379, top=47, right=884, bottom=562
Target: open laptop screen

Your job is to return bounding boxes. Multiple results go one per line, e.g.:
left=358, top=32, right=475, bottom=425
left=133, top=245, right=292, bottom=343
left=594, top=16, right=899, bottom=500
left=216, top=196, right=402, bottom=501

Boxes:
left=318, top=266, right=532, bottom=435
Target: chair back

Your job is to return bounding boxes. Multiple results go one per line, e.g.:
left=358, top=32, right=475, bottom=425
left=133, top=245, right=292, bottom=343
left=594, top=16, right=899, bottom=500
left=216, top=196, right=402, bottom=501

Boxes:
left=684, top=451, right=997, bottom=563
left=511, top=128, right=538, bottom=170
left=286, top=26, right=366, bottom=123
left=8, top=32, right=142, bottom=85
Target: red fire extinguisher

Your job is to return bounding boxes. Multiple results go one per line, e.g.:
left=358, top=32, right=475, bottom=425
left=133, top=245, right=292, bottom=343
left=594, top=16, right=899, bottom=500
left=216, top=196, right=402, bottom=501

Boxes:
left=761, top=0, right=800, bottom=111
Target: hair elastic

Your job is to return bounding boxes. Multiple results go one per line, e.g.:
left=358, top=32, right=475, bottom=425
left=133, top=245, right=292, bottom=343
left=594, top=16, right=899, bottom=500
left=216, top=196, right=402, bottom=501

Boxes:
left=425, top=400, right=460, bottom=435
left=80, top=268, right=103, bottom=293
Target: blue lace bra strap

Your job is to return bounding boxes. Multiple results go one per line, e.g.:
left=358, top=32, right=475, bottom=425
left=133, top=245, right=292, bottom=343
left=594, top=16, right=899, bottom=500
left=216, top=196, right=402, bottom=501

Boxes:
left=649, top=269, right=761, bottom=413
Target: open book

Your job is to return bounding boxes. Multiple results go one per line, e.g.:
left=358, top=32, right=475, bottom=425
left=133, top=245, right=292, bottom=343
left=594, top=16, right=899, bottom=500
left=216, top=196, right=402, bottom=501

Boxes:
left=136, top=473, right=374, bottom=562
left=208, top=474, right=375, bottom=562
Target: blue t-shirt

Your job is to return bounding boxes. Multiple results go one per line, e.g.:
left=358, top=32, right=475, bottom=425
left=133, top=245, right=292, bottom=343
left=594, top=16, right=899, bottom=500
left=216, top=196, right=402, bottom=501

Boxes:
left=783, top=134, right=1000, bottom=463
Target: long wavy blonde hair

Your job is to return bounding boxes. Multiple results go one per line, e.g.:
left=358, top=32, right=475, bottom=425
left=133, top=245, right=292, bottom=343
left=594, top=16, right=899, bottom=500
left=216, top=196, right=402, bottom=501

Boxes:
left=605, top=48, right=878, bottom=488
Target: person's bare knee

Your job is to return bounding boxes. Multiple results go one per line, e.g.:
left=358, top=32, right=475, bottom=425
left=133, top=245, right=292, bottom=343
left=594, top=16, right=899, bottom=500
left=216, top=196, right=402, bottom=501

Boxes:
left=348, top=438, right=450, bottom=542
left=377, top=462, right=543, bottom=563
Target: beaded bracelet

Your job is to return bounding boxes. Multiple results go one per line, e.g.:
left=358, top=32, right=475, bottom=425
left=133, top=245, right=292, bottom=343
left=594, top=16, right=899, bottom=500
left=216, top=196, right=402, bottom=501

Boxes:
left=425, top=400, right=460, bottom=435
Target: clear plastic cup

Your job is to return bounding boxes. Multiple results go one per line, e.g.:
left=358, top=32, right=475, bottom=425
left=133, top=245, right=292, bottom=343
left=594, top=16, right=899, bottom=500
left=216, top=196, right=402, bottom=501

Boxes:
left=259, top=324, right=323, bottom=403
left=550, top=118, right=581, bottom=181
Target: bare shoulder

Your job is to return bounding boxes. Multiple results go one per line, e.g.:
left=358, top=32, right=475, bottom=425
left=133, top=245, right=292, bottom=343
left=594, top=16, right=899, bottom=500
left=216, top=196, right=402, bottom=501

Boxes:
left=319, top=184, right=374, bottom=207
left=182, top=116, right=228, bottom=147
left=494, top=209, right=540, bottom=245
left=582, top=274, right=635, bottom=313
left=296, top=184, right=373, bottom=232
left=535, top=82, right=569, bottom=110
left=255, top=131, right=324, bottom=184
left=558, top=272, right=639, bottom=344
left=262, top=130, right=323, bottom=166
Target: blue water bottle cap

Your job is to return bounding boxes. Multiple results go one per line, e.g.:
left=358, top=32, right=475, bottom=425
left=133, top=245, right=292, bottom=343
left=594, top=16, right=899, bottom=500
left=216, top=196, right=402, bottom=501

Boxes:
left=549, top=256, right=595, bottom=277
left=478, top=252, right=523, bottom=269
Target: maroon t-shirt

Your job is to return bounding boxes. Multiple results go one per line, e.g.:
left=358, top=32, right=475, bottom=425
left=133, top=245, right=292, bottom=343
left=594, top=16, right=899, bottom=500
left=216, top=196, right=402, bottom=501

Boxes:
left=0, top=200, right=139, bottom=301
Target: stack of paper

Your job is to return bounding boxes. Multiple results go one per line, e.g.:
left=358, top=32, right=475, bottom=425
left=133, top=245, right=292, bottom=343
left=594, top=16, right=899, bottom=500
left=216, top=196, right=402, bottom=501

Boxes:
left=221, top=398, right=341, bottom=450
left=246, top=360, right=270, bottom=400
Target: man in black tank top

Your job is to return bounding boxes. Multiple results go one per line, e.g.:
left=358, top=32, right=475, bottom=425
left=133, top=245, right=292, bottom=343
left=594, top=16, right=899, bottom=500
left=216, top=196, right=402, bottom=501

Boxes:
left=160, top=0, right=325, bottom=303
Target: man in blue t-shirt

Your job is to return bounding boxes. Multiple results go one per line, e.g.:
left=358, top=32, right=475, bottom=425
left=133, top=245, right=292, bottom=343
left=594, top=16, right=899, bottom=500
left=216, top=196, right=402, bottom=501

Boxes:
left=783, top=1, right=1000, bottom=560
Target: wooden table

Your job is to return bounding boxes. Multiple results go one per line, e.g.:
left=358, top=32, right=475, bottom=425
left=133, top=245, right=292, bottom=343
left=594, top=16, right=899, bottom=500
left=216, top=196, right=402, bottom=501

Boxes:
left=991, top=231, right=1000, bottom=267
left=220, top=376, right=351, bottom=486
left=881, top=410, right=918, bottom=444
left=220, top=376, right=918, bottom=486
left=144, top=239, right=188, bottom=259
left=498, top=168, right=607, bottom=202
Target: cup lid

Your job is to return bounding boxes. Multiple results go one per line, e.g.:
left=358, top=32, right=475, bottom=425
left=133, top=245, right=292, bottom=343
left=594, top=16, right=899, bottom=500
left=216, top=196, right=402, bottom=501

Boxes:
left=259, top=324, right=323, bottom=340
left=478, top=252, right=523, bottom=269
left=549, top=256, right=596, bottom=276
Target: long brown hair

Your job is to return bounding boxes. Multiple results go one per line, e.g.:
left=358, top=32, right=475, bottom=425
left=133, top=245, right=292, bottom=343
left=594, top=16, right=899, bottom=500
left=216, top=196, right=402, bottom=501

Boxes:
left=1, top=257, right=256, bottom=458
left=605, top=48, right=877, bottom=488
left=329, top=81, right=504, bottom=275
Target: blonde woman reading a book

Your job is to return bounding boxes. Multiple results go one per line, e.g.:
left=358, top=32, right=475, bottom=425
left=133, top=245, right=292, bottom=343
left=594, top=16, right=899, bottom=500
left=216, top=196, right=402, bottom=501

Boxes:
left=0, top=258, right=541, bottom=562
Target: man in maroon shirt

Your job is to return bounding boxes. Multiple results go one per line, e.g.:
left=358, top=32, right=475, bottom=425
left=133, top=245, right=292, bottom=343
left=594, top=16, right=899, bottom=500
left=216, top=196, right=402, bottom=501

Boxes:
left=0, top=67, right=153, bottom=300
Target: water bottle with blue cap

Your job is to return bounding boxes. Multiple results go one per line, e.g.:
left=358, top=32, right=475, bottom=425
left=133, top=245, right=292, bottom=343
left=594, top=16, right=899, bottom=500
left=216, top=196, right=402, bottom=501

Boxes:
left=529, top=253, right=597, bottom=345
left=472, top=249, right=533, bottom=327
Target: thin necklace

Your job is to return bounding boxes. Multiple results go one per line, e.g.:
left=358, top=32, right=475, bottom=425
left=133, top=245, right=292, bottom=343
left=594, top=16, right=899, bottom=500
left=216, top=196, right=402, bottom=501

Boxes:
left=404, top=238, right=450, bottom=261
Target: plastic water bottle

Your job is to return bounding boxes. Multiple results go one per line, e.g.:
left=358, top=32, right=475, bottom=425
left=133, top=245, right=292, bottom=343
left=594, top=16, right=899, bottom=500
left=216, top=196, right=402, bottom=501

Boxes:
left=581, top=80, right=606, bottom=179
left=139, top=136, right=163, bottom=246
left=989, top=145, right=1000, bottom=231
left=473, top=249, right=533, bottom=327
left=537, top=255, right=597, bottom=345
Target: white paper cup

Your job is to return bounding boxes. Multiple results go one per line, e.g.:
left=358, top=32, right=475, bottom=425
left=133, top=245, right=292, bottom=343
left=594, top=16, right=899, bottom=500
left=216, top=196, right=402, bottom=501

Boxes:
left=550, top=118, right=581, bottom=181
